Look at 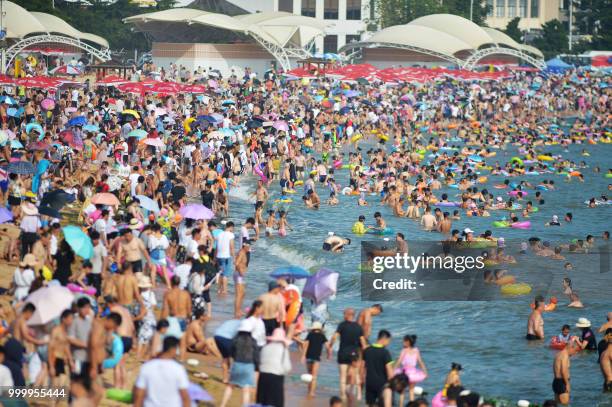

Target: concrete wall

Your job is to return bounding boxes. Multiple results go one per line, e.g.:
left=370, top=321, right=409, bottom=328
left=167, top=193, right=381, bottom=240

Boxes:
left=152, top=42, right=278, bottom=77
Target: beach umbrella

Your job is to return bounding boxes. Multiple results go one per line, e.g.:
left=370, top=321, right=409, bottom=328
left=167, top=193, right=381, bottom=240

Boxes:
left=303, top=268, right=339, bottom=304
left=41, top=189, right=75, bottom=210
left=122, top=109, right=141, bottom=119
left=343, top=90, right=360, bottom=98
left=183, top=84, right=207, bottom=93
left=106, top=175, right=123, bottom=192
left=246, top=120, right=262, bottom=129
left=10, top=140, right=23, bottom=150
left=187, top=383, right=213, bottom=402
left=197, top=115, right=216, bottom=124
left=62, top=225, right=94, bottom=259
left=38, top=205, right=62, bottom=219
left=27, top=141, right=49, bottom=151
left=26, top=285, right=75, bottom=326
left=179, top=204, right=214, bottom=220
left=40, top=98, right=55, bottom=110
left=59, top=129, right=75, bottom=142
left=7, top=107, right=21, bottom=117
left=143, top=138, right=164, bottom=148
left=207, top=79, right=218, bottom=88
left=67, top=116, right=87, bottom=127
left=83, top=124, right=99, bottom=133
left=339, top=106, right=351, bottom=115
left=91, top=192, right=120, bottom=206
left=210, top=113, right=224, bottom=123
left=0, top=207, right=13, bottom=224
left=127, top=129, right=147, bottom=140
left=135, top=195, right=160, bottom=213
left=117, top=83, right=145, bottom=96
left=154, top=107, right=167, bottom=116
left=270, top=266, right=310, bottom=279
left=356, top=77, right=369, bottom=85
left=65, top=107, right=77, bottom=114
left=0, top=96, right=17, bottom=105
left=96, top=75, right=128, bottom=87
left=273, top=120, right=289, bottom=132
left=222, top=99, right=235, bottom=106
left=25, top=123, right=43, bottom=135
left=0, top=75, right=14, bottom=86
left=7, top=161, right=35, bottom=175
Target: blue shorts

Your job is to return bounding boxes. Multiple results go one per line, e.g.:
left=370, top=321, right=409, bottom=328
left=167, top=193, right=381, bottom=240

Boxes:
left=217, top=257, right=233, bottom=277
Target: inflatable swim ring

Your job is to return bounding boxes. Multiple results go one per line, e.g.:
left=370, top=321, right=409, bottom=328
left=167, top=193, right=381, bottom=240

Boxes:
left=351, top=133, right=362, bottom=143
left=67, top=283, right=96, bottom=296
left=366, top=227, right=394, bottom=235
left=605, top=173, right=612, bottom=178
left=477, top=176, right=488, bottom=183
left=434, top=202, right=460, bottom=207
left=274, top=198, right=292, bottom=203
left=294, top=180, right=304, bottom=186
left=106, top=389, right=133, bottom=404
left=508, top=190, right=528, bottom=197
left=511, top=221, right=531, bottom=229
left=510, top=157, right=524, bottom=166
left=492, top=221, right=510, bottom=228
left=537, top=155, right=554, bottom=162
left=500, top=283, right=532, bottom=296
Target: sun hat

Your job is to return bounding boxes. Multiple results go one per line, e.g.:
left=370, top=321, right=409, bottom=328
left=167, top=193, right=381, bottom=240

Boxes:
left=128, top=218, right=142, bottom=230
left=464, top=228, right=474, bottom=234
left=517, top=401, right=530, bottom=407
left=311, top=321, right=323, bottom=330
left=267, top=328, right=292, bottom=346
left=327, top=231, right=334, bottom=236
left=414, top=386, right=424, bottom=396
left=576, top=317, right=591, bottom=328
left=20, top=253, right=37, bottom=268
left=21, top=202, right=39, bottom=216
left=137, top=274, right=152, bottom=289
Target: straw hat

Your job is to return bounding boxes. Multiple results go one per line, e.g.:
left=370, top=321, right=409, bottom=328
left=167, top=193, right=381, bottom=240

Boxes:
left=137, top=274, right=152, bottom=289
left=311, top=321, right=323, bottom=331
left=128, top=218, right=143, bottom=230
left=20, top=253, right=37, bottom=268
left=21, top=202, right=39, bottom=216
left=575, top=317, right=591, bottom=328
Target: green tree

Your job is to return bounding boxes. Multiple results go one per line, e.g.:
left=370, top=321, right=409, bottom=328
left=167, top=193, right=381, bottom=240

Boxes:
left=374, top=0, right=444, bottom=28
left=442, top=0, right=491, bottom=26
left=503, top=17, right=523, bottom=43
left=532, top=19, right=568, bottom=58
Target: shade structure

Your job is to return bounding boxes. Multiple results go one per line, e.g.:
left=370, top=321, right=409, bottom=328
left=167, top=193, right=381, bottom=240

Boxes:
left=62, top=225, right=94, bottom=259
left=179, top=204, right=214, bottom=220
left=26, top=285, right=75, bottom=326
left=135, top=195, right=160, bottom=213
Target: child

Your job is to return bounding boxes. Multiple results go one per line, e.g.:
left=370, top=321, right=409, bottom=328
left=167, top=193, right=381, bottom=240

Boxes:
left=277, top=211, right=292, bottom=237
left=301, top=321, right=327, bottom=397
left=265, top=210, right=276, bottom=237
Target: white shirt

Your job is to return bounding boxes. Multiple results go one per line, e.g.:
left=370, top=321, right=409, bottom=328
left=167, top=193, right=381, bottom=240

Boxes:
left=215, top=230, right=235, bottom=259
left=134, top=359, right=189, bottom=407
left=174, top=264, right=191, bottom=290
left=129, top=173, right=140, bottom=197
left=0, top=364, right=14, bottom=387
left=91, top=243, right=107, bottom=274
left=93, top=218, right=107, bottom=237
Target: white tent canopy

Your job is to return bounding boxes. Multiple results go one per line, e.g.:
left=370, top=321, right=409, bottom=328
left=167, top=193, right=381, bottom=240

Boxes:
left=2, top=1, right=108, bottom=47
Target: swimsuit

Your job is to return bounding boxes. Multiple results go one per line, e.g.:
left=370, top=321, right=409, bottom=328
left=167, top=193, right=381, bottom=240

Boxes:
left=552, top=377, right=567, bottom=395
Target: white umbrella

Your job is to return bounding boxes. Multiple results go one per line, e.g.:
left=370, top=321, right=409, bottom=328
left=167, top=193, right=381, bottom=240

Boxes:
left=136, top=195, right=160, bottom=213
left=26, top=286, right=75, bottom=325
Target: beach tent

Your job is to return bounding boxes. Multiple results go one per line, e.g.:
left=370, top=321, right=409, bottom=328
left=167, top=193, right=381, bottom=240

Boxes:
left=545, top=58, right=572, bottom=73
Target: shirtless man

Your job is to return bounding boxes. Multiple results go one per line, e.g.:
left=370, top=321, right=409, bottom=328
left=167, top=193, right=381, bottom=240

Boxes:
left=370, top=212, right=387, bottom=232
left=396, top=233, right=408, bottom=254
left=234, top=241, right=250, bottom=318
left=438, top=212, right=452, bottom=234
left=185, top=309, right=221, bottom=358
left=322, top=233, right=351, bottom=253
left=13, top=303, right=47, bottom=384
left=420, top=207, right=437, bottom=231
left=253, top=180, right=269, bottom=206
left=280, top=160, right=291, bottom=192
left=106, top=296, right=134, bottom=389
left=115, top=264, right=143, bottom=317
left=598, top=312, right=612, bottom=333
left=162, top=275, right=192, bottom=331
left=357, top=304, right=383, bottom=341
left=49, top=310, right=74, bottom=388
left=552, top=341, right=580, bottom=404
left=304, top=189, right=320, bottom=209
left=526, top=300, right=545, bottom=340
left=258, top=281, right=286, bottom=335
left=116, top=229, right=151, bottom=276
left=601, top=329, right=612, bottom=393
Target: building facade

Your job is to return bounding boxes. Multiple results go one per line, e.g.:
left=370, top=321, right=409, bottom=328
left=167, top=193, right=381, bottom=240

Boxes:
left=484, top=0, right=565, bottom=31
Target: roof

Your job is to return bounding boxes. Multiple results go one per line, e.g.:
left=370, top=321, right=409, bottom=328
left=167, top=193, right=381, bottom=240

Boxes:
left=2, top=1, right=108, bottom=47
left=341, top=13, right=543, bottom=67
left=125, top=8, right=325, bottom=49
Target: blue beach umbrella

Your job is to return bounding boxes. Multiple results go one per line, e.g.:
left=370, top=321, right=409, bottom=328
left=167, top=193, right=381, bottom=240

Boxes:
left=0, top=96, right=17, bottom=105
left=25, top=123, right=43, bottom=135
left=270, top=266, right=310, bottom=279
left=62, top=225, right=94, bottom=259
left=127, top=129, right=147, bottom=140
left=83, top=124, right=99, bottom=133
left=221, top=99, right=235, bottom=106
left=7, top=161, right=35, bottom=175
left=10, top=139, right=24, bottom=149
left=67, top=116, right=87, bottom=127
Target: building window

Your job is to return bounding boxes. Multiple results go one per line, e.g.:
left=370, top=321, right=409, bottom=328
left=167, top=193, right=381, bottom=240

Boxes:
left=519, top=0, right=527, bottom=17
left=346, top=34, right=361, bottom=44
left=324, top=0, right=339, bottom=19
left=278, top=0, right=292, bottom=12
left=507, top=0, right=516, bottom=17
left=530, top=0, right=539, bottom=17
left=346, top=0, right=361, bottom=20
left=486, top=0, right=494, bottom=16
left=301, top=0, right=315, bottom=17
left=496, top=0, right=505, bottom=17
left=324, top=35, right=338, bottom=53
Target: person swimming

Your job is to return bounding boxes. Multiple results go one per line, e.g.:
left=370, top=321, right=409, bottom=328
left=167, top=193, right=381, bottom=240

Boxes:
left=351, top=215, right=367, bottom=234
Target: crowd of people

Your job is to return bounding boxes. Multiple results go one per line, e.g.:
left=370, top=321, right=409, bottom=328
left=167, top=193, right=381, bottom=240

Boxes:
left=0, top=57, right=609, bottom=407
